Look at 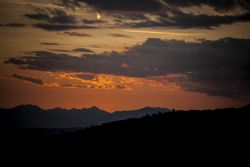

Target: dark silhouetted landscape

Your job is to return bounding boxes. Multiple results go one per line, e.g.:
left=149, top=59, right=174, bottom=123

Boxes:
left=2, top=104, right=250, bottom=151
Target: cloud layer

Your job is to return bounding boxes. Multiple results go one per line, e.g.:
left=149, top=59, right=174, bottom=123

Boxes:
left=5, top=37, right=250, bottom=97
left=18, top=0, right=250, bottom=30
left=11, top=74, right=44, bottom=85
left=129, top=11, right=250, bottom=29
left=61, top=0, right=250, bottom=12
left=24, top=8, right=77, bottom=24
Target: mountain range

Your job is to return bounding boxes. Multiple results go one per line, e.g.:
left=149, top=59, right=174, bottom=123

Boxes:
left=0, top=105, right=170, bottom=128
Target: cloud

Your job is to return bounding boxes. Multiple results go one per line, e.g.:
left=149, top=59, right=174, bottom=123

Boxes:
left=130, top=11, right=250, bottom=29
left=82, top=19, right=106, bottom=24
left=0, top=23, right=26, bottom=28
left=163, top=0, right=250, bottom=11
left=24, top=8, right=77, bottom=24
left=113, top=13, right=149, bottom=21
left=49, top=49, right=70, bottom=53
left=24, top=8, right=99, bottom=31
left=60, top=0, right=250, bottom=12
left=58, top=31, right=92, bottom=37
left=109, top=33, right=133, bottom=38
left=10, top=74, right=44, bottom=85
left=122, top=29, right=203, bottom=36
left=73, top=48, right=94, bottom=53
left=75, top=73, right=96, bottom=80
left=56, top=0, right=82, bottom=9
left=5, top=38, right=250, bottom=97
left=56, top=72, right=136, bottom=90
left=34, top=23, right=96, bottom=31
left=16, top=0, right=250, bottom=31
left=179, top=76, right=250, bottom=98
left=40, top=42, right=60, bottom=45
left=79, top=0, right=163, bottom=12
left=56, top=0, right=250, bottom=29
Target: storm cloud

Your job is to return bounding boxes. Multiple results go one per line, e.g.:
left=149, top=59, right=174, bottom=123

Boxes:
left=5, top=37, right=250, bottom=97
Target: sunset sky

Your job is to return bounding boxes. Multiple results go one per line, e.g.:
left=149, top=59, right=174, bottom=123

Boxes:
left=0, top=0, right=250, bottom=111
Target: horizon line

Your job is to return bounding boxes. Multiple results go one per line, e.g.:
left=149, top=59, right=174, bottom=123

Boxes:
left=1, top=103, right=248, bottom=113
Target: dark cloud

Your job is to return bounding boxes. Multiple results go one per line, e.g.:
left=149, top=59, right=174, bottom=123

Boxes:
left=40, top=42, right=60, bottom=45
left=164, top=0, right=250, bottom=11
left=34, top=23, right=96, bottom=31
left=130, top=11, right=250, bottom=29
left=23, top=8, right=95, bottom=31
left=5, top=58, right=26, bottom=65
left=23, top=7, right=105, bottom=31
left=75, top=73, right=96, bottom=80
left=24, top=8, right=77, bottom=24
left=115, top=84, right=128, bottom=90
left=58, top=31, right=92, bottom=37
left=11, top=74, right=44, bottom=85
left=56, top=0, right=250, bottom=29
left=59, top=84, right=87, bottom=88
left=178, top=74, right=250, bottom=98
left=82, top=19, right=106, bottom=24
left=4, top=51, right=130, bottom=75
left=81, top=0, right=163, bottom=12
left=0, top=23, right=26, bottom=27
left=5, top=38, right=250, bottom=97
left=49, top=49, right=70, bottom=53
left=109, top=33, right=133, bottom=38
left=73, top=48, right=94, bottom=53
left=56, top=0, right=82, bottom=9
left=114, top=13, right=149, bottom=21
left=60, top=0, right=250, bottom=12
left=18, top=0, right=250, bottom=31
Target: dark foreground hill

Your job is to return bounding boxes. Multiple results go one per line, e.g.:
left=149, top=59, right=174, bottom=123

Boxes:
left=59, top=105, right=250, bottom=141
left=3, top=104, right=250, bottom=150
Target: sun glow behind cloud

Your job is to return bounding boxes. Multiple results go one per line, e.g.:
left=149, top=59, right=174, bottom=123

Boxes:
left=96, top=12, right=101, bottom=19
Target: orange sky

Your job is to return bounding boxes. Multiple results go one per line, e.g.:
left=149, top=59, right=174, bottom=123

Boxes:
left=0, top=77, right=246, bottom=112
left=0, top=0, right=250, bottom=111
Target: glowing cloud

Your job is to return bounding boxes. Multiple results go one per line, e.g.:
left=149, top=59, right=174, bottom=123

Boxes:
left=122, top=29, right=204, bottom=36
left=96, top=12, right=101, bottom=19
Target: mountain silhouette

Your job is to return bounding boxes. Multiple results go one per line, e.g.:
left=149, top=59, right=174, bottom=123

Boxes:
left=50, top=104, right=250, bottom=147
left=1, top=104, right=250, bottom=155
left=0, top=105, right=170, bottom=128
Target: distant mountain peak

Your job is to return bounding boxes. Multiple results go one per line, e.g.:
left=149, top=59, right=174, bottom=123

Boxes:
left=136, top=106, right=170, bottom=113
left=14, top=104, right=43, bottom=111
left=88, top=106, right=102, bottom=110
left=1, top=104, right=168, bottom=129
